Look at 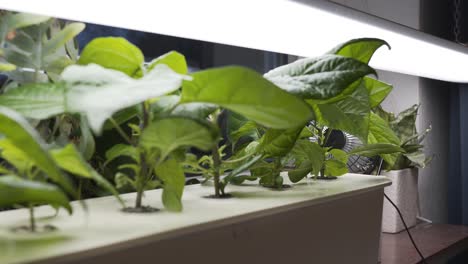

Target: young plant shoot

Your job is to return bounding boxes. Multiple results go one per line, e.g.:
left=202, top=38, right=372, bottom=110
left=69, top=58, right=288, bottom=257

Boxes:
left=178, top=66, right=313, bottom=197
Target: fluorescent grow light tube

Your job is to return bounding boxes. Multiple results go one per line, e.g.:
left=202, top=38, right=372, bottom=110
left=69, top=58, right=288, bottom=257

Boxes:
left=1, top=0, right=468, bottom=82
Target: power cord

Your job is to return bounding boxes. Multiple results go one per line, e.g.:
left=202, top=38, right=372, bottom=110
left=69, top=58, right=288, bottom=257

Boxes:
left=377, top=159, right=428, bottom=264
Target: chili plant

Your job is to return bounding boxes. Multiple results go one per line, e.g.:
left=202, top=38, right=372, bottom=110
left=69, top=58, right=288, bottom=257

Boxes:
left=254, top=38, right=405, bottom=184
left=0, top=36, right=194, bottom=211
left=177, top=66, right=313, bottom=197
left=0, top=106, right=121, bottom=232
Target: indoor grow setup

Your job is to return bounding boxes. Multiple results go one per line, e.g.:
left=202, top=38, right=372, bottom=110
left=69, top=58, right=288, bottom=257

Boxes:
left=0, top=0, right=464, bottom=263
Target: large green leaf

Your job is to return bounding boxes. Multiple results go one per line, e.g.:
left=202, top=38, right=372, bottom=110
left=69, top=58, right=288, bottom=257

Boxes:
left=311, top=83, right=370, bottom=141
left=0, top=63, right=188, bottom=133
left=0, top=106, right=74, bottom=194
left=363, top=77, right=392, bottom=108
left=368, top=112, right=400, bottom=166
left=264, top=55, right=375, bottom=100
left=140, top=116, right=219, bottom=159
left=258, top=127, right=303, bottom=157
left=328, top=38, right=390, bottom=64
left=147, top=51, right=188, bottom=74
left=181, top=66, right=312, bottom=129
left=50, top=144, right=124, bottom=206
left=155, top=158, right=185, bottom=212
left=0, top=175, right=72, bottom=214
left=78, top=37, right=144, bottom=77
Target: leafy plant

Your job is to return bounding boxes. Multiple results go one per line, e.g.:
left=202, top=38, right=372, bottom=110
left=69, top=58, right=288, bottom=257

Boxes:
left=0, top=106, right=120, bottom=232
left=180, top=66, right=313, bottom=197
left=0, top=11, right=84, bottom=84
left=243, top=38, right=406, bottom=185
left=0, top=11, right=94, bottom=169
left=0, top=36, right=201, bottom=212
left=376, top=104, right=431, bottom=170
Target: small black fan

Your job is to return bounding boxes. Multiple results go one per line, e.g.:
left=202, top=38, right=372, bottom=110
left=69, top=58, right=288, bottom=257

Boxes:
left=313, top=129, right=378, bottom=174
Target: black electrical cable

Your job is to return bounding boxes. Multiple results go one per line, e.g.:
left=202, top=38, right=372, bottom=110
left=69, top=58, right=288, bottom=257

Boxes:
left=377, top=159, right=428, bottom=264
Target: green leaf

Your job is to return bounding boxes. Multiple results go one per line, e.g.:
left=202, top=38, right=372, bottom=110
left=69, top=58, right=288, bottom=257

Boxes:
left=288, top=160, right=312, bottom=183
left=115, top=172, right=135, bottom=189
left=328, top=38, right=390, bottom=64
left=78, top=37, right=144, bottom=77
left=264, top=55, right=375, bottom=100
left=405, top=151, right=427, bottom=168
left=0, top=138, right=33, bottom=174
left=0, top=64, right=188, bottom=133
left=78, top=116, right=95, bottom=160
left=226, top=111, right=259, bottom=145
left=50, top=144, right=124, bottom=206
left=291, top=140, right=325, bottom=176
left=50, top=144, right=90, bottom=177
left=155, top=158, right=185, bottom=212
left=0, top=106, right=74, bottom=194
left=390, top=104, right=419, bottom=143
left=171, top=103, right=217, bottom=119
left=43, top=23, right=85, bottom=57
left=349, top=143, right=404, bottom=157
left=0, top=62, right=16, bottom=71
left=258, top=127, right=303, bottom=157
left=324, top=159, right=348, bottom=177
left=103, top=107, right=139, bottom=130
left=181, top=66, right=312, bottom=129
left=0, top=175, right=71, bottom=214
left=299, top=127, right=313, bottom=138
left=151, top=95, right=180, bottom=115
left=223, top=154, right=263, bottom=185
left=105, top=144, right=139, bottom=165
left=0, top=165, right=13, bottom=174
left=147, top=51, right=188, bottom=74
left=368, top=112, right=400, bottom=167
left=329, top=149, right=348, bottom=163
left=311, top=83, right=370, bottom=141
left=64, top=63, right=188, bottom=133
left=140, top=116, right=218, bottom=159
left=364, top=77, right=392, bottom=108
left=0, top=82, right=66, bottom=119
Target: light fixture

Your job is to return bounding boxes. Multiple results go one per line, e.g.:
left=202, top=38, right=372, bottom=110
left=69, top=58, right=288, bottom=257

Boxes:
left=1, top=0, right=467, bottom=82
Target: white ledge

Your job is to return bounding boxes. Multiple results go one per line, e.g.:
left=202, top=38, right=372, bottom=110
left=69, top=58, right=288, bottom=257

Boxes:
left=0, top=173, right=390, bottom=264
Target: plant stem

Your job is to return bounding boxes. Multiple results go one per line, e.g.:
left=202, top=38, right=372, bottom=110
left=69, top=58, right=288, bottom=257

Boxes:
left=110, top=118, right=133, bottom=145
left=135, top=102, right=151, bottom=208
left=212, top=144, right=221, bottom=197
left=135, top=185, right=144, bottom=208
left=141, top=102, right=150, bottom=129
left=29, top=205, right=36, bottom=232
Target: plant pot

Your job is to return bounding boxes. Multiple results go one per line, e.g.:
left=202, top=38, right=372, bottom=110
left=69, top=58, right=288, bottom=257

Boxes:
left=0, top=173, right=390, bottom=264
left=381, top=168, right=418, bottom=233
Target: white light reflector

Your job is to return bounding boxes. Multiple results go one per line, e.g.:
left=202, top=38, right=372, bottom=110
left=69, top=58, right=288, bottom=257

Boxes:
left=1, top=0, right=467, bottom=82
